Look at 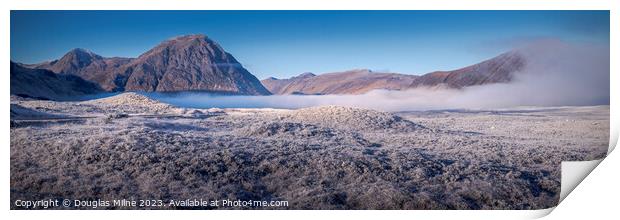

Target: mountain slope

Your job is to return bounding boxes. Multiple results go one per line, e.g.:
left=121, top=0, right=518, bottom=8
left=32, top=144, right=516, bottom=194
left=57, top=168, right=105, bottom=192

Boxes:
left=29, top=48, right=133, bottom=91
left=262, top=69, right=419, bottom=95
left=10, top=62, right=103, bottom=100
left=261, top=72, right=317, bottom=94
left=121, top=35, right=270, bottom=94
left=28, top=34, right=271, bottom=95
left=411, top=51, right=526, bottom=89
left=262, top=51, right=526, bottom=95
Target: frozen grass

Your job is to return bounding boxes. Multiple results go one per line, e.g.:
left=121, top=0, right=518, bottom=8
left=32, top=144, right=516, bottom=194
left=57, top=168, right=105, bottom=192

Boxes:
left=10, top=94, right=609, bottom=209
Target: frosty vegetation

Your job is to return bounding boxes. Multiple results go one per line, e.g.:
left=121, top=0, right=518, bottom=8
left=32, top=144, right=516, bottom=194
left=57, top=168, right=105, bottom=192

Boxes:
left=10, top=93, right=609, bottom=209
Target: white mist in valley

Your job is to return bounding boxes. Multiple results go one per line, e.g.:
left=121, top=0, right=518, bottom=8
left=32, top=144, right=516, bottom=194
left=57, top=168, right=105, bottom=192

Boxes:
left=150, top=41, right=609, bottom=112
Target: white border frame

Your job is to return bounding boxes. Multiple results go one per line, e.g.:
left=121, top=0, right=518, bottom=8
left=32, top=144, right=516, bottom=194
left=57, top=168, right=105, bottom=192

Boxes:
left=3, top=1, right=618, bottom=219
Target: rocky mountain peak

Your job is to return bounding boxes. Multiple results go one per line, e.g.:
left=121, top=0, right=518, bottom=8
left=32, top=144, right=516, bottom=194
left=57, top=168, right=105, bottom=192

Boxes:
left=166, top=34, right=208, bottom=42
left=119, top=34, right=270, bottom=94
left=296, top=72, right=316, bottom=78
left=64, top=48, right=103, bottom=63
left=134, top=34, right=227, bottom=64
left=49, top=48, right=104, bottom=74
left=22, top=34, right=271, bottom=95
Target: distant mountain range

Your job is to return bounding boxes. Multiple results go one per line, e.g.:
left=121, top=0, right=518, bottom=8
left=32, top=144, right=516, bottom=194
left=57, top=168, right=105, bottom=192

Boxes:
left=20, top=34, right=271, bottom=96
left=262, top=70, right=419, bottom=95
left=11, top=34, right=527, bottom=100
left=261, top=51, right=526, bottom=95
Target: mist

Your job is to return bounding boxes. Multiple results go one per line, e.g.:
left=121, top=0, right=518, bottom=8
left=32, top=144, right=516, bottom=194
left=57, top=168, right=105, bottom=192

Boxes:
left=148, top=41, right=609, bottom=112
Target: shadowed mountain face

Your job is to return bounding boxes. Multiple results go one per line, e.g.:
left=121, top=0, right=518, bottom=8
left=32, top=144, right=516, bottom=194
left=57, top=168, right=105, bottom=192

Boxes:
left=262, top=51, right=526, bottom=95
left=10, top=62, right=103, bottom=100
left=262, top=70, right=419, bottom=95
left=27, top=34, right=271, bottom=95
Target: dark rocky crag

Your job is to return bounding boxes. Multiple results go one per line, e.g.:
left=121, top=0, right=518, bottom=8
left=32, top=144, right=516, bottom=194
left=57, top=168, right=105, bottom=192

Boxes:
left=25, top=34, right=271, bottom=95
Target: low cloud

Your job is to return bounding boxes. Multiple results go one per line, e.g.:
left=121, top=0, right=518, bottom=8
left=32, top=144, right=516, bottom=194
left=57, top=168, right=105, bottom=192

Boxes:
left=151, top=40, right=609, bottom=112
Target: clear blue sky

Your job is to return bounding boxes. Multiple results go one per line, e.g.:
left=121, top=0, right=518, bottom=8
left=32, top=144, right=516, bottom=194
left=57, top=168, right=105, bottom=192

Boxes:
left=11, top=11, right=609, bottom=79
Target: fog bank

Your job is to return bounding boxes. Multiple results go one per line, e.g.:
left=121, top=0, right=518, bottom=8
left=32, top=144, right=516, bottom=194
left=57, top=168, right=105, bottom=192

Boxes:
left=149, top=41, right=609, bottom=112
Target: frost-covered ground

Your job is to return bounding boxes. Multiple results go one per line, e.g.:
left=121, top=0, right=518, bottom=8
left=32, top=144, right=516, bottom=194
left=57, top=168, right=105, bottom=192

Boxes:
left=10, top=93, right=609, bottom=209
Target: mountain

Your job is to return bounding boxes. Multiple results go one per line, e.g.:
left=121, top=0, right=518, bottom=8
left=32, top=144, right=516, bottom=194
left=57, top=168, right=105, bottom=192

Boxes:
left=19, top=34, right=525, bottom=97
left=28, top=34, right=271, bottom=95
left=30, top=48, right=133, bottom=91
left=261, top=72, right=317, bottom=94
left=262, top=51, right=526, bottom=95
left=10, top=62, right=103, bottom=100
left=121, top=35, right=270, bottom=94
left=410, top=51, right=526, bottom=89
left=261, top=69, right=419, bottom=95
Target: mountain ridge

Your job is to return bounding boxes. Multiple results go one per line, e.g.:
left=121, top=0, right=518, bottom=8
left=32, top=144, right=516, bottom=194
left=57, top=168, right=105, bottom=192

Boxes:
left=23, top=34, right=271, bottom=95
left=262, top=69, right=419, bottom=95
left=261, top=51, right=526, bottom=95
left=15, top=34, right=527, bottom=98
left=410, top=51, right=526, bottom=89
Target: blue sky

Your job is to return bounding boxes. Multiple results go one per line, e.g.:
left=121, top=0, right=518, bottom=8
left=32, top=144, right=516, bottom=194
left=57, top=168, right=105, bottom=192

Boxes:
left=11, top=11, right=609, bottom=79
